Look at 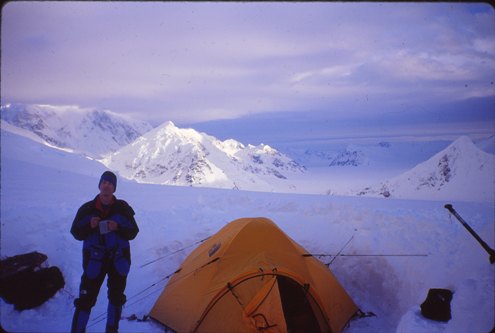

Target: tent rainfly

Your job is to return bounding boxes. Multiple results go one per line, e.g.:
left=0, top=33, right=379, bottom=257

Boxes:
left=150, top=217, right=358, bottom=333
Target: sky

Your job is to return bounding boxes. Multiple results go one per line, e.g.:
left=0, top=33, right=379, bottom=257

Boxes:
left=1, top=1, right=495, bottom=143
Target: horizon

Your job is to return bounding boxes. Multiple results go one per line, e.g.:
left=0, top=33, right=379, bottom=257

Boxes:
left=2, top=100, right=494, bottom=148
left=2, top=102, right=494, bottom=199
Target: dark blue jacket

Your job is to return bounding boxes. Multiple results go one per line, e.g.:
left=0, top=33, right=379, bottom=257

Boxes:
left=71, top=195, right=139, bottom=278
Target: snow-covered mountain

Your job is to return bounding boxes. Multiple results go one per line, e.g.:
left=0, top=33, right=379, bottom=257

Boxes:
left=357, top=136, right=495, bottom=202
left=102, top=121, right=305, bottom=192
left=329, top=145, right=369, bottom=167
left=0, top=103, right=152, bottom=158
left=2, top=103, right=493, bottom=200
left=288, top=140, right=451, bottom=171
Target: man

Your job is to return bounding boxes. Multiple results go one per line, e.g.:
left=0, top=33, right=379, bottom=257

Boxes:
left=70, top=171, right=139, bottom=333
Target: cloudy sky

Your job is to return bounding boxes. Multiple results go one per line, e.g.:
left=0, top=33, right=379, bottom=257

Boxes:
left=1, top=1, right=494, bottom=143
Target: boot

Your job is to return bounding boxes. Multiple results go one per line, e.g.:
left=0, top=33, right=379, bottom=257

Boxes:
left=105, top=303, right=122, bottom=333
left=71, top=308, right=90, bottom=333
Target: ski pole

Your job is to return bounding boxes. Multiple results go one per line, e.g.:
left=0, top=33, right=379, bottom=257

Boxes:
left=444, top=204, right=495, bottom=264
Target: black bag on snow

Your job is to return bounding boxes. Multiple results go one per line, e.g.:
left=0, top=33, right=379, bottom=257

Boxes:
left=0, top=252, right=65, bottom=310
left=420, top=288, right=453, bottom=322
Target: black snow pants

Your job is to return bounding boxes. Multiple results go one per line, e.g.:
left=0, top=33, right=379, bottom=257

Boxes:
left=74, top=250, right=128, bottom=311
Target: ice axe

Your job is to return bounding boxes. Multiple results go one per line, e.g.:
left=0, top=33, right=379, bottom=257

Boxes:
left=444, top=204, right=495, bottom=264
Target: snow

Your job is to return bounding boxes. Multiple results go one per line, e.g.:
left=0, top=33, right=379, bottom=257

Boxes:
left=101, top=120, right=304, bottom=192
left=0, top=103, right=152, bottom=158
left=358, top=136, right=495, bottom=202
left=1, top=125, right=494, bottom=332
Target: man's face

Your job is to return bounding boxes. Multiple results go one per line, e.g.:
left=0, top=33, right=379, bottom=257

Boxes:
left=99, top=180, right=115, bottom=196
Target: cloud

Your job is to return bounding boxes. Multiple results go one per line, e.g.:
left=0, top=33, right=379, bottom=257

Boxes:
left=1, top=2, right=494, bottom=127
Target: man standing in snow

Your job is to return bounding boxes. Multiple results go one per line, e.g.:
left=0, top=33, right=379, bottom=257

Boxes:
left=70, top=171, right=139, bottom=333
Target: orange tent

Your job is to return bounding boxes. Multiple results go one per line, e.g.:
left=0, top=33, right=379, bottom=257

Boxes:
left=150, top=217, right=358, bottom=333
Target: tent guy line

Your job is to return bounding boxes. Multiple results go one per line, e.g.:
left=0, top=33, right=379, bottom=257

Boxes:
left=93, top=251, right=224, bottom=327
left=89, top=268, right=180, bottom=328
left=328, top=234, right=354, bottom=265
left=139, top=237, right=211, bottom=268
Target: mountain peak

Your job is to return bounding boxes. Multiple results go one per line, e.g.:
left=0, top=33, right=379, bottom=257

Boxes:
left=329, top=146, right=368, bottom=167
left=160, top=120, right=176, bottom=128
left=358, top=136, right=495, bottom=202
left=446, top=135, right=478, bottom=155
left=103, top=122, right=304, bottom=192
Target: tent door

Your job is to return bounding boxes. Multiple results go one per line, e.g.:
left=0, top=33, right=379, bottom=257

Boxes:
left=278, top=275, right=326, bottom=333
left=243, top=275, right=327, bottom=333
left=243, top=275, right=287, bottom=332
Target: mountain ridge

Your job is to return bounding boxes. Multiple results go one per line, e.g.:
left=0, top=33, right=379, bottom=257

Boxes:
left=2, top=103, right=493, bottom=200
left=357, top=136, right=495, bottom=202
left=1, top=103, right=152, bottom=158
left=1, top=103, right=304, bottom=192
left=102, top=121, right=305, bottom=192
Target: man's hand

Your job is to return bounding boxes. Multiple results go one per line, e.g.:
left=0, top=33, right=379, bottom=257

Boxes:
left=90, top=217, right=101, bottom=229
left=108, top=220, right=119, bottom=231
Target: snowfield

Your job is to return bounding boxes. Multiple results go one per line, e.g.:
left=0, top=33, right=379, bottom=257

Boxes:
left=1, top=126, right=494, bottom=332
